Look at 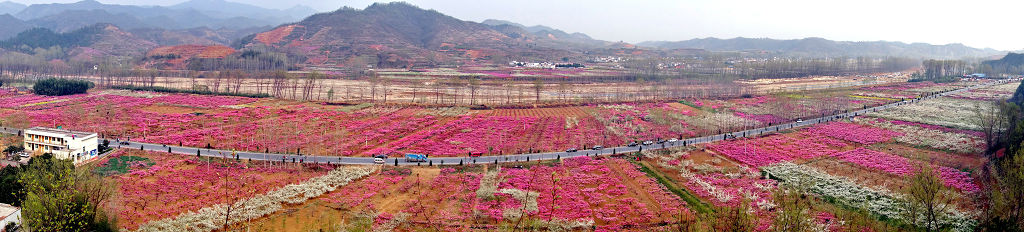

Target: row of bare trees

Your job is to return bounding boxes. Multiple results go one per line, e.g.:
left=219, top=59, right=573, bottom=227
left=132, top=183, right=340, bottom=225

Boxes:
left=0, top=53, right=929, bottom=106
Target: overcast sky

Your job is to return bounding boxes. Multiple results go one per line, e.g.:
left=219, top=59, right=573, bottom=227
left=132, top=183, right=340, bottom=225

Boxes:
left=9, top=0, right=1023, bottom=51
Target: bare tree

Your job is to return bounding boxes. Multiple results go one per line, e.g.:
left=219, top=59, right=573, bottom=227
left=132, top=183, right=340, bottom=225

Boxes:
left=368, top=70, right=379, bottom=102
left=976, top=101, right=1014, bottom=151
left=230, top=70, right=245, bottom=95
left=904, top=165, right=956, bottom=231
left=468, top=76, right=480, bottom=105
left=327, top=87, right=335, bottom=102
left=380, top=75, right=391, bottom=103
left=219, top=170, right=259, bottom=230
left=271, top=70, right=287, bottom=97
left=532, top=78, right=543, bottom=104
left=211, top=71, right=225, bottom=93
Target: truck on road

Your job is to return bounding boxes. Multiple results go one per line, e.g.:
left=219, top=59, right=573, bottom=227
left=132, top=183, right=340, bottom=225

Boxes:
left=405, top=153, right=428, bottom=162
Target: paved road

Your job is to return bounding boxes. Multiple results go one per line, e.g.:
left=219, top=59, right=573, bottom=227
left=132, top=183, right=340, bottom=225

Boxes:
left=3, top=79, right=1018, bottom=166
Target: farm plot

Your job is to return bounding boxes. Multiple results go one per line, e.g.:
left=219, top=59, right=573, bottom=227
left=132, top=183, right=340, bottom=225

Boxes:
left=867, top=97, right=994, bottom=131
left=591, top=103, right=699, bottom=141
left=242, top=157, right=691, bottom=231
left=96, top=149, right=331, bottom=230
left=854, top=117, right=985, bottom=154
left=673, top=108, right=989, bottom=231
left=0, top=80, right=994, bottom=158
left=645, top=147, right=776, bottom=231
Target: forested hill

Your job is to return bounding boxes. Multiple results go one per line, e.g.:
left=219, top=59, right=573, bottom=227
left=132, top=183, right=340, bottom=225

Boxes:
left=983, top=53, right=1024, bottom=77
left=0, top=23, right=156, bottom=59
left=985, top=53, right=1024, bottom=67
left=0, top=25, right=102, bottom=52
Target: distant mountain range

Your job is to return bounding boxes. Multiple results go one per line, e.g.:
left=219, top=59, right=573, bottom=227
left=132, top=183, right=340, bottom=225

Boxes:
left=237, top=2, right=630, bottom=68
left=0, top=1, right=1010, bottom=69
left=638, top=37, right=1004, bottom=59
left=0, top=0, right=317, bottom=40
left=0, top=1, right=25, bottom=15
left=479, top=19, right=611, bottom=49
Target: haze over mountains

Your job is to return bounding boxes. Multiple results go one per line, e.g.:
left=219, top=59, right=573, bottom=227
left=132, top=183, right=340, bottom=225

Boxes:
left=0, top=0, right=316, bottom=39
left=0, top=1, right=1008, bottom=69
left=638, top=37, right=1003, bottom=59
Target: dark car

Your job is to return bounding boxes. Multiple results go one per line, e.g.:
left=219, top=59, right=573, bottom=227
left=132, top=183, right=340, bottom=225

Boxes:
left=592, top=145, right=603, bottom=150
left=119, top=141, right=130, bottom=145
left=565, top=148, right=578, bottom=153
left=628, top=142, right=638, bottom=147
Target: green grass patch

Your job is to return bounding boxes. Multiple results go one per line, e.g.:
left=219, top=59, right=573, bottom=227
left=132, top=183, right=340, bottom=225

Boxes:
left=338, top=103, right=374, bottom=112
left=93, top=155, right=154, bottom=176
left=777, top=93, right=808, bottom=99
left=633, top=160, right=712, bottom=214
left=678, top=100, right=702, bottom=109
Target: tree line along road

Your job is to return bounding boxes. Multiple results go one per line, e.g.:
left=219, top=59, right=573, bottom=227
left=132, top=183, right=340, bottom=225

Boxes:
left=1, top=79, right=1018, bottom=166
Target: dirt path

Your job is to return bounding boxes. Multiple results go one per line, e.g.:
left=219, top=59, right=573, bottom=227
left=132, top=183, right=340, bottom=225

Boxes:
left=606, top=160, right=667, bottom=218
left=376, top=168, right=440, bottom=214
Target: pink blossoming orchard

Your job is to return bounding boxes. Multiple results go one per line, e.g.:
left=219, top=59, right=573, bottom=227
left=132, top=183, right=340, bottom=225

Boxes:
left=2, top=79, right=1015, bottom=231
left=0, top=80, right=961, bottom=157
left=94, top=149, right=332, bottom=230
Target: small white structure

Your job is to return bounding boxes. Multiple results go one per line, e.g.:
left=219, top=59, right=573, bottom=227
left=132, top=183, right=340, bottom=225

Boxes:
left=23, top=127, right=99, bottom=164
left=0, top=203, right=20, bottom=230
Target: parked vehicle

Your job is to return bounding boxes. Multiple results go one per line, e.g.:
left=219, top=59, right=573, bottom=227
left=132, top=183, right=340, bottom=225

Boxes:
left=565, top=148, right=578, bottom=153
left=592, top=145, right=603, bottom=150
left=373, top=157, right=385, bottom=164
left=628, top=142, right=638, bottom=147
left=668, top=138, right=678, bottom=143
left=796, top=118, right=803, bottom=123
left=405, top=153, right=428, bottom=162
left=120, top=141, right=130, bottom=145
left=469, top=152, right=483, bottom=157
left=642, top=141, right=654, bottom=146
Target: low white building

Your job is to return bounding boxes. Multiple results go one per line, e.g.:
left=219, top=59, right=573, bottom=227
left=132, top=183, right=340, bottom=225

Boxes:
left=23, top=127, right=99, bottom=164
left=0, top=203, right=19, bottom=231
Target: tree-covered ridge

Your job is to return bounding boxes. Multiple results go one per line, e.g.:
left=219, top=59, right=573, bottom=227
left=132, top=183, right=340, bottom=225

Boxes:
left=0, top=24, right=104, bottom=53
left=984, top=53, right=1024, bottom=67
left=33, top=78, right=94, bottom=96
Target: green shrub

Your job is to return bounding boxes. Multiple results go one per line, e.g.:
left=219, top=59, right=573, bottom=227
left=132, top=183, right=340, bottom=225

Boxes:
left=33, top=78, right=94, bottom=96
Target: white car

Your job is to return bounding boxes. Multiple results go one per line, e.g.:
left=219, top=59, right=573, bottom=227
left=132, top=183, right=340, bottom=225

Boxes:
left=373, top=157, right=385, bottom=164
left=668, top=138, right=678, bottom=143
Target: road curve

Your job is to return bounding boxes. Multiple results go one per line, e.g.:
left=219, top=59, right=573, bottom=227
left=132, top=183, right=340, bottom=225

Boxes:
left=2, top=79, right=1017, bottom=166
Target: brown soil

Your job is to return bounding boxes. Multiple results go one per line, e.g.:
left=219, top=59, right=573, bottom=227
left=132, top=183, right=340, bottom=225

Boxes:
left=805, top=158, right=909, bottom=191
left=140, top=105, right=206, bottom=114
left=476, top=106, right=590, bottom=117
left=694, top=148, right=742, bottom=169
left=377, top=168, right=438, bottom=214
left=870, top=143, right=986, bottom=171
left=667, top=102, right=700, bottom=113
